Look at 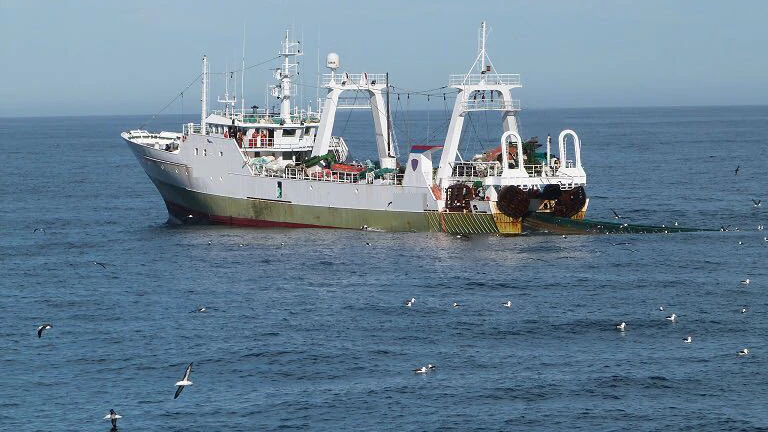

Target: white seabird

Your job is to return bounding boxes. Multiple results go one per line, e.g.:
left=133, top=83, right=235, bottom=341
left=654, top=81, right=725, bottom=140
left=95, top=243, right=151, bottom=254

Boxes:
left=104, top=409, right=122, bottom=429
left=659, top=305, right=664, bottom=311
left=741, top=307, right=748, bottom=314
left=666, top=313, right=678, bottom=322
left=37, top=323, right=52, bottom=338
left=740, top=278, right=751, bottom=285
left=738, top=348, right=749, bottom=356
left=191, top=306, right=207, bottom=313
left=615, top=322, right=626, bottom=331
left=452, top=302, right=461, bottom=308
left=413, top=366, right=428, bottom=374
left=405, top=297, right=415, bottom=307
left=683, top=336, right=692, bottom=344
left=174, top=362, right=193, bottom=399
left=503, top=300, right=512, bottom=308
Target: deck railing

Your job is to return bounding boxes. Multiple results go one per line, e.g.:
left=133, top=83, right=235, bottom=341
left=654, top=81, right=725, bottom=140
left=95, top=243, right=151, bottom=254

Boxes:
left=450, top=161, right=502, bottom=179
left=245, top=137, right=275, bottom=149
left=322, top=73, right=388, bottom=87
left=462, top=98, right=520, bottom=112
left=449, top=73, right=521, bottom=87
left=252, top=166, right=403, bottom=185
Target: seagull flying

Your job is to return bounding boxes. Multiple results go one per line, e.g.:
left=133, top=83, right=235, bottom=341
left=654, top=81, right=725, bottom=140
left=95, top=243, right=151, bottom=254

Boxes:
left=735, top=165, right=740, bottom=175
left=753, top=199, right=762, bottom=207
left=666, top=313, right=678, bottom=322
left=683, top=336, right=692, bottom=344
left=741, top=307, right=748, bottom=314
left=33, top=227, right=46, bottom=233
left=452, top=302, right=461, bottom=308
left=738, top=348, right=749, bottom=356
left=191, top=306, right=207, bottom=313
left=503, top=300, right=512, bottom=308
left=93, top=261, right=108, bottom=269
left=611, top=209, right=622, bottom=219
left=405, top=297, right=415, bottom=307
left=740, top=278, right=751, bottom=285
left=103, top=409, right=122, bottom=429
left=615, top=322, right=626, bottom=331
left=37, top=323, right=52, bottom=338
left=174, top=362, right=193, bottom=399
left=659, top=305, right=664, bottom=311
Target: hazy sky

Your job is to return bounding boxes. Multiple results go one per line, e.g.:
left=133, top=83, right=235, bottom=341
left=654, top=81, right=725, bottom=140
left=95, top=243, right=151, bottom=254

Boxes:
left=1, top=0, right=766, bottom=116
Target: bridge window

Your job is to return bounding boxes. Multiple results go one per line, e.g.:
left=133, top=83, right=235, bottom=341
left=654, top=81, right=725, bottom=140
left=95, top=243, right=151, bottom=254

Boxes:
left=283, top=129, right=297, bottom=137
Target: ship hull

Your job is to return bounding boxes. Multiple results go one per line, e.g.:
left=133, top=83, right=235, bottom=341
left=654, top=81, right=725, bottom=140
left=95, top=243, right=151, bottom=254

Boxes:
left=124, top=136, right=586, bottom=234
left=151, top=177, right=524, bottom=234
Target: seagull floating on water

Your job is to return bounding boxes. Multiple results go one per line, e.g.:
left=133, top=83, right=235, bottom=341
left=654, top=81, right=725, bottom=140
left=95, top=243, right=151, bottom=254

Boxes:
left=174, top=362, right=193, bottom=399
left=405, top=297, right=415, bottom=307
left=659, top=305, right=664, bottom=311
left=740, top=278, right=751, bottom=285
left=503, top=300, right=512, bottom=308
left=666, top=313, right=678, bottom=322
left=615, top=322, right=626, bottom=331
left=452, top=302, right=461, bottom=308
left=413, top=364, right=436, bottom=374
left=104, top=409, right=122, bottom=429
left=683, top=336, right=692, bottom=344
left=37, top=323, right=52, bottom=338
left=738, top=348, right=749, bottom=356
left=741, top=307, right=748, bottom=314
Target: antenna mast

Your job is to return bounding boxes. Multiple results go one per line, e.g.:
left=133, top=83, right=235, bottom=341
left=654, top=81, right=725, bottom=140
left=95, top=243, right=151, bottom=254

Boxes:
left=277, top=29, right=302, bottom=123
left=479, top=21, right=487, bottom=73
left=201, top=55, right=208, bottom=135
left=241, top=24, right=246, bottom=115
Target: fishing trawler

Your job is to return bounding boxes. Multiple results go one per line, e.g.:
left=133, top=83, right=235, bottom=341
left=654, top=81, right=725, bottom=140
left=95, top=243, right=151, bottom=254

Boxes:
left=121, top=22, right=588, bottom=234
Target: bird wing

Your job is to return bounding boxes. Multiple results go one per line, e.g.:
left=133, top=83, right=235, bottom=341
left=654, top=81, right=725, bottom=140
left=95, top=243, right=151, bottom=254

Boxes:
left=94, top=261, right=107, bottom=269
left=611, top=209, right=620, bottom=218
left=174, top=385, right=185, bottom=399
left=37, top=324, right=50, bottom=337
left=183, top=362, right=193, bottom=380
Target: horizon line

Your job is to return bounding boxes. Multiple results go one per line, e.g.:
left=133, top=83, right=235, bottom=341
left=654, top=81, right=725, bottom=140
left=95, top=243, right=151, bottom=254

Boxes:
left=1, top=103, right=767, bottom=120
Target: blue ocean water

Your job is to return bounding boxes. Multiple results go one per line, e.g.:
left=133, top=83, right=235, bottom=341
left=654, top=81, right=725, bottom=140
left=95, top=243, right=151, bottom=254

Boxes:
left=1, top=106, right=767, bottom=431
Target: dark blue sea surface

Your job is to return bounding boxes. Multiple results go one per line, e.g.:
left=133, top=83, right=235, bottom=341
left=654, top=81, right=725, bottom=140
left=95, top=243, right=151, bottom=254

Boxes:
left=1, top=106, right=767, bottom=431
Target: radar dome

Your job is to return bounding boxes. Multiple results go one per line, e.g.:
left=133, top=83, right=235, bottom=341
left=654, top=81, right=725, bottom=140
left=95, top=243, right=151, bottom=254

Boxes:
left=326, top=53, right=340, bottom=70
